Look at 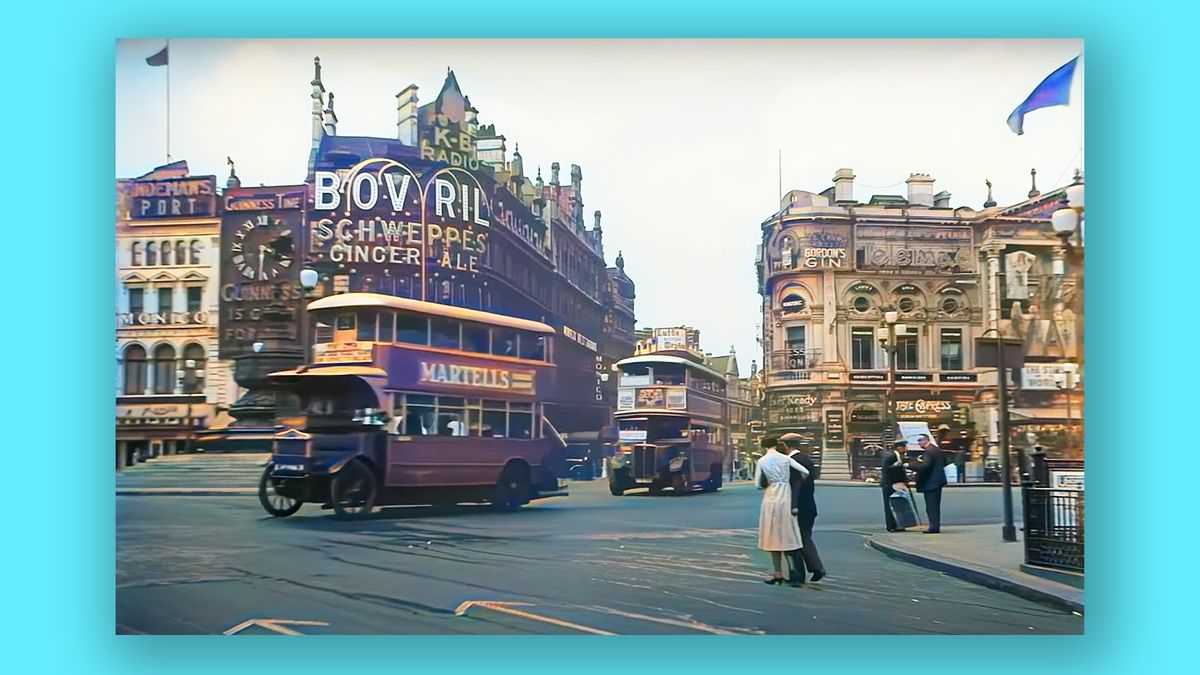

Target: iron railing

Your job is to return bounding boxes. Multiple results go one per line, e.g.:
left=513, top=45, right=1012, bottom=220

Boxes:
left=769, top=349, right=822, bottom=372
left=1021, top=487, right=1084, bottom=573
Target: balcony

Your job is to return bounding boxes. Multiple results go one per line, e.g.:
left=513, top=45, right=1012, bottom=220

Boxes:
left=769, top=349, right=821, bottom=372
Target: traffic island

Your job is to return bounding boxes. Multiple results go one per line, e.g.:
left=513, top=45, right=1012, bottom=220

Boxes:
left=867, top=524, right=1083, bottom=613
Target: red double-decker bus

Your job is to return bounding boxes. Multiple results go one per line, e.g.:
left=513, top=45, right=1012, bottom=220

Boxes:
left=258, top=293, right=568, bottom=518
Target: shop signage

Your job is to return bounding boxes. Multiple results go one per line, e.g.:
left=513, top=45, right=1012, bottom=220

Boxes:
left=617, top=388, right=635, bottom=410
left=896, top=399, right=954, bottom=418
left=850, top=372, right=887, bottom=382
left=855, top=224, right=975, bottom=273
left=940, top=372, right=978, bottom=382
left=619, top=429, right=647, bottom=442
left=314, top=342, right=374, bottom=365
left=118, top=311, right=209, bottom=327
left=779, top=225, right=851, bottom=269
left=127, top=177, right=217, bottom=220
left=594, top=355, right=606, bottom=402
left=224, top=187, right=306, bottom=212
left=780, top=294, right=807, bottom=311
left=418, top=360, right=535, bottom=395
left=564, top=326, right=598, bottom=352
left=777, top=393, right=819, bottom=408
left=1021, top=363, right=1078, bottom=391
left=896, top=372, right=933, bottom=382
left=825, top=409, right=845, bottom=448
left=1051, top=470, right=1084, bottom=491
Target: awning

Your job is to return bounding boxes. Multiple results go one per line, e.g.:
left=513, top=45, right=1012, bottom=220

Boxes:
left=1010, top=407, right=1077, bottom=423
left=268, top=366, right=387, bottom=379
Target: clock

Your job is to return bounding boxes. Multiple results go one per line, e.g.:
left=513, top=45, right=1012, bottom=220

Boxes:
left=230, top=214, right=294, bottom=281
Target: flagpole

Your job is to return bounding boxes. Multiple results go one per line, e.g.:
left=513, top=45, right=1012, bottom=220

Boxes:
left=166, top=39, right=171, bottom=162
left=1078, top=52, right=1084, bottom=172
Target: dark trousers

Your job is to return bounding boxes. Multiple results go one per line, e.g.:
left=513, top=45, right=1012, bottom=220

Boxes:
left=797, top=514, right=824, bottom=574
left=923, top=488, right=943, bottom=531
left=882, top=488, right=899, bottom=530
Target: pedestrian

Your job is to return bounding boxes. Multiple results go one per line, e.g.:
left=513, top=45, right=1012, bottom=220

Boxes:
left=754, top=442, right=809, bottom=587
left=780, top=433, right=826, bottom=582
left=915, top=434, right=948, bottom=534
left=881, top=440, right=910, bottom=532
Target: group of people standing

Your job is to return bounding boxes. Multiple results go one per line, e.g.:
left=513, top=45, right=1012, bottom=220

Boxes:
left=753, top=431, right=951, bottom=586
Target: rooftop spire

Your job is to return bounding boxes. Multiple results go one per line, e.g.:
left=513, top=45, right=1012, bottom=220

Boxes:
left=984, top=178, right=997, bottom=208
left=1028, top=168, right=1040, bottom=199
left=226, top=156, right=240, bottom=189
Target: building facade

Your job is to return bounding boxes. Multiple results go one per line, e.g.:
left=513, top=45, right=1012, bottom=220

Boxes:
left=756, top=168, right=1081, bottom=481
left=115, top=162, right=232, bottom=468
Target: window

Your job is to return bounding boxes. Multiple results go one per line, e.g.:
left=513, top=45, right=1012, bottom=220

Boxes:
left=128, top=288, right=144, bottom=315
left=182, top=343, right=206, bottom=394
left=896, top=327, right=919, bottom=370
left=396, top=312, right=428, bottom=345
left=357, top=311, right=377, bottom=341
left=435, top=396, right=467, bottom=436
left=898, top=297, right=915, bottom=312
left=509, top=402, right=533, bottom=439
left=315, top=321, right=334, bottom=344
left=941, top=328, right=963, bottom=371
left=189, top=240, right=201, bottom=265
left=160, top=240, right=172, bottom=266
left=402, top=394, right=436, bottom=435
left=131, top=242, right=143, bottom=266
left=852, top=296, right=870, bottom=312
left=431, top=317, right=459, bottom=349
left=942, top=296, right=959, bottom=314
left=187, top=287, right=202, bottom=313
left=335, top=313, right=355, bottom=331
left=462, top=323, right=490, bottom=354
left=785, top=325, right=806, bottom=368
left=175, top=241, right=187, bottom=267
left=123, top=345, right=147, bottom=395
left=493, top=330, right=518, bottom=357
left=519, top=332, right=546, bottom=361
left=378, top=311, right=394, bottom=342
left=146, top=242, right=157, bottom=266
left=152, top=344, right=176, bottom=394
left=482, top=400, right=508, bottom=438
left=157, top=288, right=173, bottom=315
left=851, top=327, right=875, bottom=370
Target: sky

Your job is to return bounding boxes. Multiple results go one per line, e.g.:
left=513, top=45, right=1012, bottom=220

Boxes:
left=116, top=39, right=1083, bottom=375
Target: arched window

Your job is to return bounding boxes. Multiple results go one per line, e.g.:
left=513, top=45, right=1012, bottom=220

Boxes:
left=153, top=344, right=176, bottom=394
left=160, top=240, right=173, bottom=266
left=176, top=241, right=187, bottom=266
left=131, top=241, right=143, bottom=266
left=123, top=345, right=147, bottom=395
left=146, top=242, right=157, bottom=266
left=189, top=240, right=201, bottom=264
left=182, top=343, right=206, bottom=394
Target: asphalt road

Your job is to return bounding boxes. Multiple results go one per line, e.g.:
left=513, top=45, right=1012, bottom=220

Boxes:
left=116, top=477, right=1079, bottom=635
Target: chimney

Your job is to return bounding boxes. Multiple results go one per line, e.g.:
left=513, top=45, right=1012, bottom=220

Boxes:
left=396, top=84, right=419, bottom=146
left=310, top=57, right=326, bottom=153
left=550, top=162, right=560, bottom=185
left=933, top=190, right=951, bottom=208
left=833, top=168, right=855, bottom=204
left=906, top=173, right=935, bottom=207
left=594, top=210, right=602, bottom=231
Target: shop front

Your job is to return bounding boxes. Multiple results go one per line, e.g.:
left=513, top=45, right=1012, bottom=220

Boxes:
left=115, top=403, right=212, bottom=470
left=764, top=390, right=824, bottom=476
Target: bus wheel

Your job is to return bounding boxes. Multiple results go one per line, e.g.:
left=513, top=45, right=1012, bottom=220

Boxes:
left=258, top=466, right=302, bottom=517
left=331, top=459, right=377, bottom=519
left=608, top=474, right=626, bottom=496
left=704, top=463, right=723, bottom=492
left=672, top=473, right=690, bottom=495
left=648, top=481, right=666, bottom=496
left=493, top=463, right=531, bottom=511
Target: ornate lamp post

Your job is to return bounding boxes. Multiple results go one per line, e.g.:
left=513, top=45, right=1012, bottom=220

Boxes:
left=876, top=309, right=902, bottom=444
left=1051, top=171, right=1084, bottom=456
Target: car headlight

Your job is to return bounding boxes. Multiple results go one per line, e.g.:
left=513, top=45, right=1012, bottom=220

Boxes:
left=668, top=457, right=686, bottom=472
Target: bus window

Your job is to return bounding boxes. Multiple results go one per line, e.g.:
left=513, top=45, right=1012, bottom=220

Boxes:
left=654, top=364, right=685, bottom=386
left=465, top=399, right=483, bottom=435
left=437, top=396, right=467, bottom=436
left=463, top=323, right=491, bottom=354
left=519, top=332, right=546, bottom=361
left=431, top=317, right=460, bottom=349
left=493, top=330, right=518, bottom=357
left=378, top=311, right=394, bottom=342
left=404, top=394, right=435, bottom=435
left=396, top=312, right=428, bottom=345
left=314, top=321, right=333, bottom=344
left=335, top=313, right=355, bottom=331
left=482, top=400, right=507, bottom=437
left=508, top=401, right=532, bottom=439
left=357, top=311, right=378, bottom=341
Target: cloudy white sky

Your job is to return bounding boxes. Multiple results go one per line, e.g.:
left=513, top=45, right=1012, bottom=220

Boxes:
left=116, top=39, right=1083, bottom=374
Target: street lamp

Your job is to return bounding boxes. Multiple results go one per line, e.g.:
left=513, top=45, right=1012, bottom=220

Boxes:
left=1051, top=171, right=1085, bottom=456
left=298, top=267, right=321, bottom=365
left=1054, top=367, right=1078, bottom=454
left=979, top=326, right=1018, bottom=542
left=877, top=309, right=901, bottom=444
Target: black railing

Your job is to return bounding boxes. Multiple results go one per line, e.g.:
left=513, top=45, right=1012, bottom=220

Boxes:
left=769, top=349, right=822, bottom=372
left=1021, top=487, right=1084, bottom=573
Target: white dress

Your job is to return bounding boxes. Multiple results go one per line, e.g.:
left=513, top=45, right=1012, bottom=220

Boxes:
left=755, top=451, right=808, bottom=551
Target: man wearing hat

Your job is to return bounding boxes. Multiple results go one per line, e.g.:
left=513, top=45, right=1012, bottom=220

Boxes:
left=780, top=433, right=826, bottom=582
left=881, top=440, right=911, bottom=532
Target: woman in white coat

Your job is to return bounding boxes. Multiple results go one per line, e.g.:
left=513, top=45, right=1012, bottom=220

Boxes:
left=755, top=442, right=810, bottom=586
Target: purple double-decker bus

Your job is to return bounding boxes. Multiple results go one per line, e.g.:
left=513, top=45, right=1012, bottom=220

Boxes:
left=257, top=293, right=569, bottom=518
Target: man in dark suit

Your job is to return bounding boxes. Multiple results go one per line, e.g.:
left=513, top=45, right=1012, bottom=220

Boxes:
left=881, top=440, right=910, bottom=532
left=915, top=434, right=948, bottom=533
left=780, top=433, right=825, bottom=582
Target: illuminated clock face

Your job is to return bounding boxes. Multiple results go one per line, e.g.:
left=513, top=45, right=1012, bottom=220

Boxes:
left=230, top=214, right=294, bottom=281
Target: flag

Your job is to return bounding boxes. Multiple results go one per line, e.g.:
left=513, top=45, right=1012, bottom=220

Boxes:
left=1006, top=56, right=1079, bottom=135
left=146, top=45, right=168, bottom=67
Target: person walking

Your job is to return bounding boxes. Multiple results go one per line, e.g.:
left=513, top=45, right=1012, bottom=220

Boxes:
left=754, top=442, right=809, bottom=587
left=780, top=433, right=825, bottom=582
left=881, top=440, right=910, bottom=532
left=915, top=434, right=948, bottom=534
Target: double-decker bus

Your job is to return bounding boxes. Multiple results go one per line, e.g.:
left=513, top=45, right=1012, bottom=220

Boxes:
left=257, top=293, right=568, bottom=518
left=607, top=348, right=732, bottom=496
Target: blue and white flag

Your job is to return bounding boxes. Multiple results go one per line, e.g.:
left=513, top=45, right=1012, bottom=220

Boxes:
left=1007, top=56, right=1079, bottom=135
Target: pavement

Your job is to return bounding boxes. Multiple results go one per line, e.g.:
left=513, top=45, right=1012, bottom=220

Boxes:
left=116, top=458, right=1082, bottom=635
left=868, top=525, right=1084, bottom=613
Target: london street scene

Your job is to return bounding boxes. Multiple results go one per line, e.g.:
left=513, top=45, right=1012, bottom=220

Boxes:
left=115, top=39, right=1085, bottom=635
